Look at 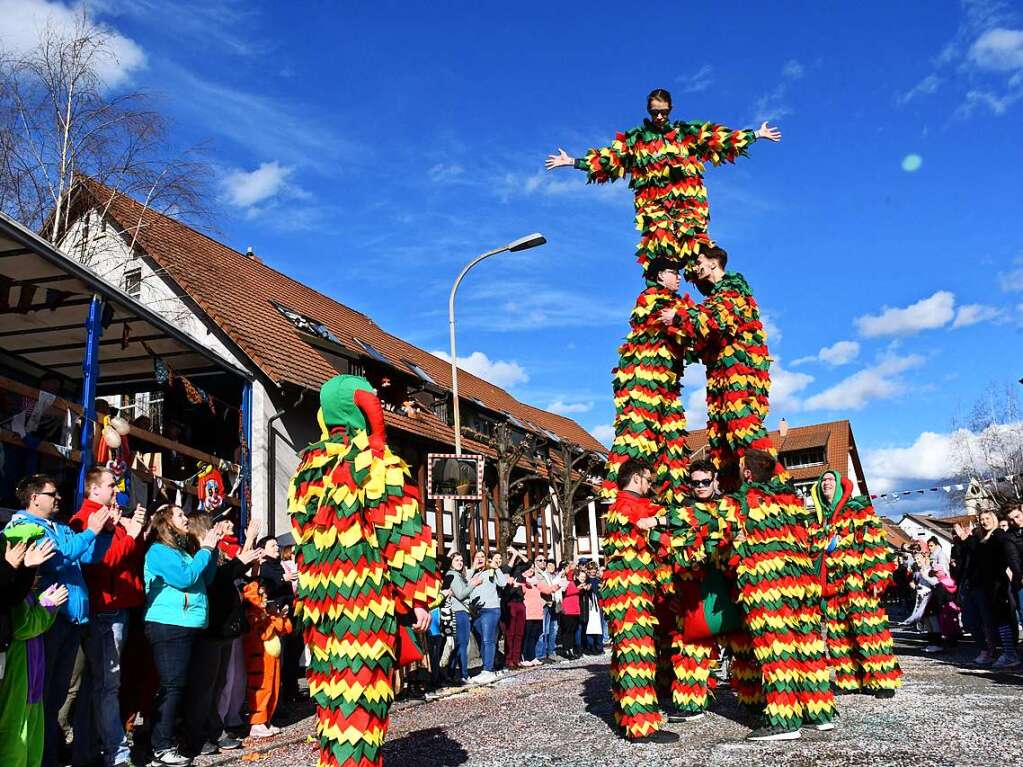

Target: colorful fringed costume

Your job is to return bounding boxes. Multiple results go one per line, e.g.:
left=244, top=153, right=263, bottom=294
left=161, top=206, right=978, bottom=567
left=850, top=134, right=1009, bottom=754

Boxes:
left=288, top=375, right=440, bottom=767
left=0, top=595, right=57, bottom=767
left=601, top=490, right=666, bottom=739
left=657, top=499, right=761, bottom=716
left=810, top=471, right=902, bottom=694
left=603, top=283, right=689, bottom=504
left=665, top=272, right=780, bottom=491
left=575, top=120, right=757, bottom=275
left=664, top=481, right=836, bottom=732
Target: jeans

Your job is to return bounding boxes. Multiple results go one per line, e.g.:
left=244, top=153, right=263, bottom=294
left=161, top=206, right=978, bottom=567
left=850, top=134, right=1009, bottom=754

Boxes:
left=42, top=615, right=85, bottom=767
left=472, top=608, right=500, bottom=672
left=503, top=603, right=526, bottom=667
left=544, top=609, right=560, bottom=657
left=145, top=622, right=198, bottom=753
left=78, top=610, right=130, bottom=766
left=1016, top=587, right=1023, bottom=631
left=449, top=611, right=471, bottom=680
left=182, top=635, right=234, bottom=753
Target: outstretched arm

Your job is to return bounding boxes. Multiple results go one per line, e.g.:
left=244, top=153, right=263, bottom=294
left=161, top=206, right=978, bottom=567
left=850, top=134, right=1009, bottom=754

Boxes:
left=549, top=131, right=632, bottom=184
left=690, top=120, right=778, bottom=165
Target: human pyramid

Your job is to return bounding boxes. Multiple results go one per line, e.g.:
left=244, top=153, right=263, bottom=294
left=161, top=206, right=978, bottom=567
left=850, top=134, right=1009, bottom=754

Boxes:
left=546, top=88, right=903, bottom=743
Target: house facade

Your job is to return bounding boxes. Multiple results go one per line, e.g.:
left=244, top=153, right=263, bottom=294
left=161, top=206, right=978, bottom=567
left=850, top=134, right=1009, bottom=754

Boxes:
left=57, top=180, right=607, bottom=561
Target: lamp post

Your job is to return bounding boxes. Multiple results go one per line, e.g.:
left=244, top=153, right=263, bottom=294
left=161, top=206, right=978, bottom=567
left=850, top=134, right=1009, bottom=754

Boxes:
left=447, top=232, right=546, bottom=455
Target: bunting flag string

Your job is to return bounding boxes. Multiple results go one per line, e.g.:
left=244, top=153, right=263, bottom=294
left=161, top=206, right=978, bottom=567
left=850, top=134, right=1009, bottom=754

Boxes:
left=140, top=338, right=230, bottom=416
left=871, top=472, right=1018, bottom=502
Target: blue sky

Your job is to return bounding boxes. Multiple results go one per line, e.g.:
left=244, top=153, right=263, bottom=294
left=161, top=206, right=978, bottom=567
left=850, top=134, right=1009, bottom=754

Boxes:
left=4, top=0, right=1022, bottom=516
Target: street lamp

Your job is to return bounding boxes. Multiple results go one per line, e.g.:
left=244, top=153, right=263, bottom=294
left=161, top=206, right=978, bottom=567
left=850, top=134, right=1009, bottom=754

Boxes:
left=448, top=232, right=546, bottom=455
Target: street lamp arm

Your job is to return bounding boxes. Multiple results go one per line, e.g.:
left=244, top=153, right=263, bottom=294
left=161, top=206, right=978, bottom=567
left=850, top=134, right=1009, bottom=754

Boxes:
left=448, top=245, right=509, bottom=457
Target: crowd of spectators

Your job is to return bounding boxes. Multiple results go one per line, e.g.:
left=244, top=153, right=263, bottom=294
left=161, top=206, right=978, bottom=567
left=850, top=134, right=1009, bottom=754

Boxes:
left=397, top=545, right=609, bottom=696
left=1, top=465, right=612, bottom=766
left=0, top=469, right=306, bottom=767
left=895, top=502, right=1023, bottom=670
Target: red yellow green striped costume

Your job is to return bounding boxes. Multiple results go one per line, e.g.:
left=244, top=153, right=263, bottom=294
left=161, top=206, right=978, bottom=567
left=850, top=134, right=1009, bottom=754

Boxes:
left=288, top=375, right=440, bottom=767
left=603, top=283, right=689, bottom=505
left=665, top=481, right=836, bottom=731
left=658, top=499, right=762, bottom=715
left=602, top=490, right=667, bottom=739
left=666, top=272, right=783, bottom=491
left=574, top=120, right=757, bottom=275
left=810, top=471, right=902, bottom=694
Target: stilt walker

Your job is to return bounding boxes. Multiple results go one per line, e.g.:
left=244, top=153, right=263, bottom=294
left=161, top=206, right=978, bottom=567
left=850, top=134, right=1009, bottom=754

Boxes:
left=288, top=375, right=440, bottom=767
left=810, top=470, right=902, bottom=696
left=545, top=89, right=781, bottom=278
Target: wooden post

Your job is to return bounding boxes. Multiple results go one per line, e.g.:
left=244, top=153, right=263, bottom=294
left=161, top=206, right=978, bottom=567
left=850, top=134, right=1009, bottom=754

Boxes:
left=481, top=489, right=491, bottom=553
left=524, top=488, right=533, bottom=557
left=539, top=490, right=549, bottom=558
left=492, top=481, right=502, bottom=553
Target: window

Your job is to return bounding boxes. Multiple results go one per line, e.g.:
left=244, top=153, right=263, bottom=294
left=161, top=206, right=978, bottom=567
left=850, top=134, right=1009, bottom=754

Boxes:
left=354, top=337, right=389, bottom=364
left=780, top=447, right=827, bottom=470
left=123, top=268, right=142, bottom=299
left=404, top=359, right=437, bottom=385
left=271, top=300, right=341, bottom=344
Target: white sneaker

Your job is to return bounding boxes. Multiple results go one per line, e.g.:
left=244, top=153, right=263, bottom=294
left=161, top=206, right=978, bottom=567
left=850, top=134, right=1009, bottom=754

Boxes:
left=975, top=651, right=995, bottom=665
left=992, top=654, right=1021, bottom=669
left=249, top=723, right=280, bottom=739
left=924, top=644, right=944, bottom=653
left=805, top=721, right=836, bottom=731
left=473, top=670, right=497, bottom=684
left=151, top=749, right=192, bottom=766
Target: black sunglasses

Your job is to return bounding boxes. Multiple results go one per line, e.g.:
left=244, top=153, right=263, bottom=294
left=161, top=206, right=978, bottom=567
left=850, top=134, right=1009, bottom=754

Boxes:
left=691, top=479, right=714, bottom=488
left=649, top=108, right=670, bottom=117
left=37, top=491, right=61, bottom=499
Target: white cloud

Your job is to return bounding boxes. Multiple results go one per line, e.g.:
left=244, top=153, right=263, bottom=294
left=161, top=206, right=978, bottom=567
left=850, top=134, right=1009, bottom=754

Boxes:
left=800, top=340, right=861, bottom=366
left=782, top=59, right=805, bottom=79
left=677, top=64, right=713, bottom=93
left=1000, top=265, right=1023, bottom=292
left=760, top=312, right=783, bottom=344
left=802, top=354, right=925, bottom=411
left=0, top=0, right=146, bottom=87
left=864, top=420, right=1023, bottom=494
left=496, top=169, right=627, bottom=204
left=854, top=290, right=956, bottom=337
left=953, top=303, right=1004, bottom=327
left=771, top=363, right=815, bottom=414
left=546, top=399, right=594, bottom=416
left=957, top=87, right=1023, bottom=116
left=969, top=27, right=1023, bottom=71
left=750, top=83, right=792, bottom=123
left=429, top=350, right=528, bottom=389
left=222, top=161, right=294, bottom=208
left=589, top=423, right=615, bottom=448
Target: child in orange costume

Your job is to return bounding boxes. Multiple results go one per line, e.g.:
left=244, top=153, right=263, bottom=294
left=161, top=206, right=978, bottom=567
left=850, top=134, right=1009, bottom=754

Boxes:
left=242, top=580, right=293, bottom=738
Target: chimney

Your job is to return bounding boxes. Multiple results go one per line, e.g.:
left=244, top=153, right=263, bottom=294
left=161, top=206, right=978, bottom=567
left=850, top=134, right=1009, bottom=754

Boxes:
left=245, top=246, right=261, bottom=263
left=778, top=418, right=789, bottom=437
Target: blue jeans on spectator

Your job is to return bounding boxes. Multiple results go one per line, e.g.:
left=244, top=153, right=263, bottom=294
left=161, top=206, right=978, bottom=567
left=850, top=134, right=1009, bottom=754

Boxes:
left=536, top=604, right=557, bottom=658
left=145, top=622, right=198, bottom=753
left=42, top=615, right=85, bottom=767
left=1016, top=588, right=1023, bottom=631
left=472, top=608, right=500, bottom=672
left=449, top=611, right=471, bottom=680
left=75, top=610, right=130, bottom=766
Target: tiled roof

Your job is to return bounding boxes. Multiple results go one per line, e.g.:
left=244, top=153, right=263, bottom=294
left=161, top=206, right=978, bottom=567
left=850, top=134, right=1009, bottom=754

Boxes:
left=882, top=520, right=913, bottom=549
left=76, top=180, right=604, bottom=453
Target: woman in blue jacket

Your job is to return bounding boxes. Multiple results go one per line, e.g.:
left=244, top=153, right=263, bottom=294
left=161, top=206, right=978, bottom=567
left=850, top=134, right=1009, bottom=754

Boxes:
left=143, top=505, right=221, bottom=766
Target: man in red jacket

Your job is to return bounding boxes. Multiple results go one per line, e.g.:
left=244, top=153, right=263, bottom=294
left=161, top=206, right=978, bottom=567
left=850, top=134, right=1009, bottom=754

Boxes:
left=70, top=467, right=146, bottom=767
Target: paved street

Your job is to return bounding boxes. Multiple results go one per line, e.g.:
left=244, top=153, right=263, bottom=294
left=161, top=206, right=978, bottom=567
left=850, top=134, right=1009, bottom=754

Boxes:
left=195, top=629, right=1023, bottom=767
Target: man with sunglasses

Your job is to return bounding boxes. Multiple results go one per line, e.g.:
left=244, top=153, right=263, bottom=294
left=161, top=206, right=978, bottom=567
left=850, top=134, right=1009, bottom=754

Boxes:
left=6, top=473, right=114, bottom=767
left=545, top=88, right=780, bottom=278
